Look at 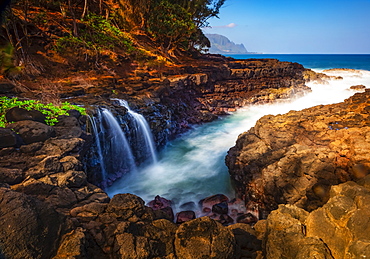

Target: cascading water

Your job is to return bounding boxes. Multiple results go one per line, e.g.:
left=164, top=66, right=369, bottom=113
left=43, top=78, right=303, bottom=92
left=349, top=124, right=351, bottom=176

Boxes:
left=113, top=99, right=158, bottom=164
left=107, top=68, right=370, bottom=214
left=89, top=113, right=108, bottom=182
left=90, top=108, right=137, bottom=187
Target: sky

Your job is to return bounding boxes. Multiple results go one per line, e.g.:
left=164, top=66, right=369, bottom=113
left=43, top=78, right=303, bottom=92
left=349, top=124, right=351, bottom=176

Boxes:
left=203, top=0, right=370, bottom=54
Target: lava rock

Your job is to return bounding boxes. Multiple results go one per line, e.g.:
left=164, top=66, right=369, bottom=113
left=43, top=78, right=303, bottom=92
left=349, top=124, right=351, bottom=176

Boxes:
left=0, top=168, right=24, bottom=185
left=0, top=188, right=65, bottom=259
left=7, top=120, right=55, bottom=144
left=236, top=213, right=259, bottom=225
left=212, top=201, right=229, bottom=215
left=6, top=107, right=46, bottom=123
left=0, top=128, right=20, bottom=148
left=174, top=216, right=236, bottom=259
left=147, top=195, right=172, bottom=210
left=350, top=84, right=366, bottom=90
left=200, top=194, right=229, bottom=212
left=176, top=211, right=196, bottom=224
left=107, top=193, right=152, bottom=221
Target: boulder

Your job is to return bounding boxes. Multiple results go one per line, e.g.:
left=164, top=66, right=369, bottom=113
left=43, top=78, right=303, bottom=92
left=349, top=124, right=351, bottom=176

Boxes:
left=0, top=128, right=20, bottom=148
left=147, top=195, right=172, bottom=210
left=212, top=201, right=229, bottom=215
left=350, top=84, right=366, bottom=90
left=200, top=194, right=229, bottom=213
left=54, top=115, right=83, bottom=138
left=228, top=223, right=262, bottom=259
left=256, top=178, right=370, bottom=258
left=0, top=188, right=65, bottom=259
left=176, top=210, right=196, bottom=224
left=7, top=120, right=55, bottom=144
left=6, top=107, right=46, bottom=123
left=106, top=193, right=153, bottom=222
left=53, top=228, right=86, bottom=259
left=174, top=217, right=236, bottom=259
left=306, top=179, right=370, bottom=259
left=262, top=204, right=333, bottom=259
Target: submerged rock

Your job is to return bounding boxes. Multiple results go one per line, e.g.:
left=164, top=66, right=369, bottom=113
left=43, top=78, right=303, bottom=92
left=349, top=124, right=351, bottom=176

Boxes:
left=176, top=210, right=196, bottom=224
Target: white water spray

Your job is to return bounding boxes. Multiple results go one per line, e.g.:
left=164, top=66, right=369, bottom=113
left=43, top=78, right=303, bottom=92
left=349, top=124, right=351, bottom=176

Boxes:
left=114, top=99, right=158, bottom=164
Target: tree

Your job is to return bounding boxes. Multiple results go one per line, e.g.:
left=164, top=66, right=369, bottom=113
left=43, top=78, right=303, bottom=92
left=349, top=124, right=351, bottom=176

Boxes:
left=115, top=0, right=226, bottom=57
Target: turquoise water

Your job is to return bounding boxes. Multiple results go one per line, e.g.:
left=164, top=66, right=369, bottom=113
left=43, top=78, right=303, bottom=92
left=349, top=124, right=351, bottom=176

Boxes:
left=228, top=54, right=370, bottom=71
left=107, top=55, right=370, bottom=213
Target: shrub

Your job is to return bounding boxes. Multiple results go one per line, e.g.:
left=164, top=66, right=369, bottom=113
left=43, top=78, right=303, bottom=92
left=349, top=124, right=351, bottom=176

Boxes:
left=0, top=97, right=86, bottom=127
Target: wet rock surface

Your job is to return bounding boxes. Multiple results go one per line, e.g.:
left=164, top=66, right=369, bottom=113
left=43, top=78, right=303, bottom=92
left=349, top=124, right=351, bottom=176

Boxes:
left=227, top=89, right=370, bottom=216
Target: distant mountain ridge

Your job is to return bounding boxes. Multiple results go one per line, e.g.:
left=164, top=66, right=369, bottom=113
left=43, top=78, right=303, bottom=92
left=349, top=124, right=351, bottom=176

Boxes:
left=205, top=34, right=250, bottom=54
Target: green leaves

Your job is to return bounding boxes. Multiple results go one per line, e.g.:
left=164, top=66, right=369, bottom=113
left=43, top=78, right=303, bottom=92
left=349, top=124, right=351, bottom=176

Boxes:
left=116, top=0, right=226, bottom=57
left=0, top=97, right=86, bottom=127
left=148, top=1, right=196, bottom=48
left=55, top=13, right=136, bottom=55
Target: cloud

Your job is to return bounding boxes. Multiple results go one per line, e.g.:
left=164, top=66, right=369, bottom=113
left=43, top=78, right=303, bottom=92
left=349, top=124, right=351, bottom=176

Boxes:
left=224, top=23, right=237, bottom=28
left=209, top=23, right=237, bottom=29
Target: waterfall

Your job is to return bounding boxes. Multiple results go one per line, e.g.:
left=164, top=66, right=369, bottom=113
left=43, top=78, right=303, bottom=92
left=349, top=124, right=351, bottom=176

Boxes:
left=89, top=113, right=108, bottom=183
left=113, top=99, right=158, bottom=164
left=90, top=108, right=137, bottom=187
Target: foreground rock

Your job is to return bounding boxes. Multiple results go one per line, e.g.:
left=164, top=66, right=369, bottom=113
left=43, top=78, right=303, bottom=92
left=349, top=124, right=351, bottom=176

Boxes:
left=226, top=89, right=370, bottom=216
left=257, top=176, right=370, bottom=258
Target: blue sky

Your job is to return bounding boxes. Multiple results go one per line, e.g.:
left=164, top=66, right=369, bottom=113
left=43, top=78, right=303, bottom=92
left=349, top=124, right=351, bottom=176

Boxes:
left=203, top=0, right=370, bottom=54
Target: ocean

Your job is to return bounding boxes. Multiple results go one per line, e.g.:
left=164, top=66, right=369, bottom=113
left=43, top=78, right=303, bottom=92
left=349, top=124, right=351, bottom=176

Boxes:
left=227, top=54, right=370, bottom=71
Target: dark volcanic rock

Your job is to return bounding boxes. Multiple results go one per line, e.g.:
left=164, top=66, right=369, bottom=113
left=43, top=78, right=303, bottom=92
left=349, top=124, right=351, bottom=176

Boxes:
left=226, top=90, right=370, bottom=216
left=0, top=128, right=20, bottom=148
left=7, top=120, right=55, bottom=144
left=350, top=84, right=366, bottom=90
left=0, top=167, right=24, bottom=184
left=6, top=107, right=46, bottom=123
left=0, top=188, right=65, bottom=259
left=106, top=193, right=153, bottom=221
left=212, top=201, right=229, bottom=215
left=176, top=210, right=196, bottom=224
left=174, top=217, right=236, bottom=259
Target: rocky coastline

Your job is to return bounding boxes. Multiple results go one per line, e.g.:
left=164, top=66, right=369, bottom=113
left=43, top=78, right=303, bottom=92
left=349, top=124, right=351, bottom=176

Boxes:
left=1, top=56, right=368, bottom=258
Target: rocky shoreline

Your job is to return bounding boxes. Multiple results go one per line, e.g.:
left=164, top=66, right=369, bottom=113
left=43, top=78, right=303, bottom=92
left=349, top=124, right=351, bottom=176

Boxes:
left=1, top=57, right=368, bottom=258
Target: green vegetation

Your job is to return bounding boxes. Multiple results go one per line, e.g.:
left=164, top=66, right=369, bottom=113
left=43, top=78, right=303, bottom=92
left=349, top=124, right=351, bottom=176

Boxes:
left=54, top=13, right=136, bottom=55
left=112, top=0, right=226, bottom=56
left=0, top=97, right=86, bottom=128
left=1, top=0, right=226, bottom=79
left=0, top=44, right=22, bottom=76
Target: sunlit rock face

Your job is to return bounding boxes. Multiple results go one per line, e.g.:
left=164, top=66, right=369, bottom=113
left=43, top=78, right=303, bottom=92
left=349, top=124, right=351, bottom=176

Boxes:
left=255, top=177, right=370, bottom=259
left=226, top=89, right=370, bottom=217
